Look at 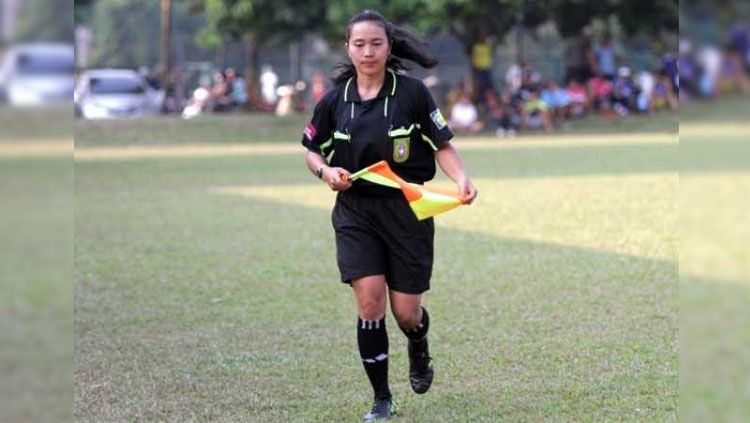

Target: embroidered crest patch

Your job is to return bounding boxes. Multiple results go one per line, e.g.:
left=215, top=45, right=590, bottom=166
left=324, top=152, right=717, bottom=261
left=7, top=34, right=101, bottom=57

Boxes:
left=393, top=137, right=410, bottom=163
left=430, top=108, right=447, bottom=130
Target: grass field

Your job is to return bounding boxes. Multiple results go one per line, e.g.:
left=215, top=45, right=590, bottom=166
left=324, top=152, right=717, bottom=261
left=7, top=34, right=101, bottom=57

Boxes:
left=679, top=99, right=750, bottom=422
left=69, top=106, right=683, bottom=422
left=1, top=107, right=72, bottom=423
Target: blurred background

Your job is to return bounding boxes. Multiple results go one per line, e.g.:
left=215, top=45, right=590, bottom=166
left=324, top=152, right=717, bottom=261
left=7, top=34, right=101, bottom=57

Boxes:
left=0, top=0, right=747, bottom=421
left=679, top=2, right=750, bottom=423
left=1, top=1, right=73, bottom=423
left=66, top=0, right=682, bottom=128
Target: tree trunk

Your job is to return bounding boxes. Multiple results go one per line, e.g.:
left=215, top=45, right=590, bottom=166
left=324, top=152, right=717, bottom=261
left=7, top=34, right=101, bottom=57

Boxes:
left=243, top=33, right=262, bottom=109
left=160, top=0, right=172, bottom=87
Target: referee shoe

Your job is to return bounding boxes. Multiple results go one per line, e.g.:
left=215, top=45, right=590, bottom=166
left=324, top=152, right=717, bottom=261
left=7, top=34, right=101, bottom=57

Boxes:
left=363, top=397, right=396, bottom=421
left=408, top=337, right=434, bottom=394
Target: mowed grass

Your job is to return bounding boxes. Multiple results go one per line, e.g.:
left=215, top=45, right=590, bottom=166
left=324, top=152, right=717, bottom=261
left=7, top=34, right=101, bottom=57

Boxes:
left=0, top=107, right=73, bottom=422
left=74, top=111, right=678, bottom=421
left=73, top=108, right=678, bottom=148
left=679, top=98, right=750, bottom=422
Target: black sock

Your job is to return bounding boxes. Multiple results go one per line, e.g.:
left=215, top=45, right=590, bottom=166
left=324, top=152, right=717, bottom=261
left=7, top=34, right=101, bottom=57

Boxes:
left=399, top=306, right=430, bottom=342
left=357, top=316, right=391, bottom=400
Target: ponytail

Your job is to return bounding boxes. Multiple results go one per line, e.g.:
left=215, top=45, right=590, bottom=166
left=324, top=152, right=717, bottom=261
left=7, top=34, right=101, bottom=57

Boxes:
left=332, top=10, right=438, bottom=84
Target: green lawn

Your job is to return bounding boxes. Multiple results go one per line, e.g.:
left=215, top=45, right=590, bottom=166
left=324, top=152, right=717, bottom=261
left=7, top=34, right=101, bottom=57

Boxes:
left=73, top=107, right=678, bottom=148
left=0, top=106, right=72, bottom=423
left=679, top=98, right=750, bottom=422
left=73, top=109, right=680, bottom=421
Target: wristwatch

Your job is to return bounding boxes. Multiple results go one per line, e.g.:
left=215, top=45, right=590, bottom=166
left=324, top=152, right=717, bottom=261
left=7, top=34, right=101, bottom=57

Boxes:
left=316, top=164, right=325, bottom=179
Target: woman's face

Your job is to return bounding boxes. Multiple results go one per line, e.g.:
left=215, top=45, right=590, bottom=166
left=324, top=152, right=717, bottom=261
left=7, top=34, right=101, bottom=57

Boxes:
left=347, top=21, right=391, bottom=78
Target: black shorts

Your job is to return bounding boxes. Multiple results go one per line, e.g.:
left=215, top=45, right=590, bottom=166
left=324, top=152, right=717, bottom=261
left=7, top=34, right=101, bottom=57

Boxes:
left=332, top=190, right=434, bottom=294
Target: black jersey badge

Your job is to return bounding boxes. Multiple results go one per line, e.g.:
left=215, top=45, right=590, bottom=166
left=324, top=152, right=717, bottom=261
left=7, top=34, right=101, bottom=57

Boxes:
left=393, top=137, right=410, bottom=163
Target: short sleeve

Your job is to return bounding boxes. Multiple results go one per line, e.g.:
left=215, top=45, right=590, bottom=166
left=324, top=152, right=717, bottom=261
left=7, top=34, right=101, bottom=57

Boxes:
left=415, top=82, right=454, bottom=151
left=301, top=91, right=336, bottom=156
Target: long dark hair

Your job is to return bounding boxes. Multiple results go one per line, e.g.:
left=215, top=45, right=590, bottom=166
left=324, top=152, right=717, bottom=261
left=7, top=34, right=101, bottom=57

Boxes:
left=332, top=10, right=438, bottom=84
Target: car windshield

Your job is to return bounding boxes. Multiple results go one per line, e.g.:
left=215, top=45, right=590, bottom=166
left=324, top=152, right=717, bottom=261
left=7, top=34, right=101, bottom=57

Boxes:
left=89, top=76, right=146, bottom=94
left=16, top=52, right=74, bottom=76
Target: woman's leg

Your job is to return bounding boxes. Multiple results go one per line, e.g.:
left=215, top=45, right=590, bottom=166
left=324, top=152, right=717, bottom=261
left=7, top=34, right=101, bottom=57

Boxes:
left=389, top=290, right=422, bottom=329
left=351, top=275, right=391, bottom=401
left=390, top=290, right=434, bottom=394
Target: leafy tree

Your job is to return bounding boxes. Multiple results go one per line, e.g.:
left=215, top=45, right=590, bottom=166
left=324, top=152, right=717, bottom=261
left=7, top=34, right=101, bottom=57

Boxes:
left=552, top=0, right=678, bottom=38
left=15, top=0, right=74, bottom=42
left=198, top=0, right=327, bottom=102
left=87, top=0, right=201, bottom=68
left=87, top=0, right=161, bottom=67
left=319, top=0, right=552, bottom=61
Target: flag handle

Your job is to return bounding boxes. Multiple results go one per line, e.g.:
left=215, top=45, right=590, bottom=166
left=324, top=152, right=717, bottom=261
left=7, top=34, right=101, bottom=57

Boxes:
left=346, top=167, right=369, bottom=182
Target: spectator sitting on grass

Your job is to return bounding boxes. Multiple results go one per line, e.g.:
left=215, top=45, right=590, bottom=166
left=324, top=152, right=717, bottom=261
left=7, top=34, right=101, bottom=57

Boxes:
left=612, top=66, right=636, bottom=117
left=652, top=70, right=678, bottom=111
left=211, top=71, right=231, bottom=112
left=522, top=89, right=553, bottom=133
left=260, top=64, right=279, bottom=105
left=678, top=39, right=700, bottom=100
left=182, top=75, right=213, bottom=119
left=566, top=79, right=588, bottom=118
left=225, top=68, right=248, bottom=109
left=485, top=89, right=517, bottom=138
left=505, top=63, right=522, bottom=95
left=718, top=44, right=750, bottom=95
left=521, top=63, right=542, bottom=93
left=449, top=91, right=484, bottom=134
left=444, top=83, right=463, bottom=118
left=635, top=69, right=656, bottom=114
left=588, top=73, right=614, bottom=120
left=540, top=80, right=571, bottom=123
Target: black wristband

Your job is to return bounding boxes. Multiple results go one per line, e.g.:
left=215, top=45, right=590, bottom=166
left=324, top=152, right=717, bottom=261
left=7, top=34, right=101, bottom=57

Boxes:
left=316, top=165, right=324, bottom=179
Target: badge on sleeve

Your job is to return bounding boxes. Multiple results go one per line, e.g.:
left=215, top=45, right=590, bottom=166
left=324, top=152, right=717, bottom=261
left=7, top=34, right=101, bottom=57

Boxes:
left=430, top=109, right=447, bottom=130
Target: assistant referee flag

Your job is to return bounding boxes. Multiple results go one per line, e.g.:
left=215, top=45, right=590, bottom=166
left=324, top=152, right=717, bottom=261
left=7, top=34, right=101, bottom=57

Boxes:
left=348, top=161, right=469, bottom=220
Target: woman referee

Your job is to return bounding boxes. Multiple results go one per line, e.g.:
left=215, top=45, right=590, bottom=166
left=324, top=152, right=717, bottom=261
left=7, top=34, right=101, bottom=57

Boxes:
left=301, top=10, right=477, bottom=421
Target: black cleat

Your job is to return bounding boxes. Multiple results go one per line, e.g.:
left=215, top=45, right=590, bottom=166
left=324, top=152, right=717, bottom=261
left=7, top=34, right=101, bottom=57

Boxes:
left=363, top=397, right=396, bottom=421
left=408, top=337, right=434, bottom=394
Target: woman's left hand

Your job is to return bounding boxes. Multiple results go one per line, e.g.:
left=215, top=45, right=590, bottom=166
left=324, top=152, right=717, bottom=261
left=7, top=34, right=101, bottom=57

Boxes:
left=457, top=177, right=477, bottom=204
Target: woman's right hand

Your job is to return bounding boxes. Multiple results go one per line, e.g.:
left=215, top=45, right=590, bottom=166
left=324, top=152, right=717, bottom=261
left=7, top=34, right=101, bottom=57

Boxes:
left=322, top=166, right=352, bottom=191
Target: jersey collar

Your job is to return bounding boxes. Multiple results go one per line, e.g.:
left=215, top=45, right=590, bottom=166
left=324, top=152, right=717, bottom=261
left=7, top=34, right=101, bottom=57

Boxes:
left=344, top=68, right=398, bottom=103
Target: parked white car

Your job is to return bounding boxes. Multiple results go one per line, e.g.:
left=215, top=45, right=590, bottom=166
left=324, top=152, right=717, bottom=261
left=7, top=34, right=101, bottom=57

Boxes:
left=75, top=69, right=163, bottom=119
left=0, top=43, right=75, bottom=106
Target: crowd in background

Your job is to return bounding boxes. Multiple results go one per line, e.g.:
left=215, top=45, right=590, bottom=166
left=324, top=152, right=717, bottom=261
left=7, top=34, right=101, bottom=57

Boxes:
left=163, top=25, right=750, bottom=133
left=448, top=25, right=750, bottom=137
left=173, top=64, right=322, bottom=119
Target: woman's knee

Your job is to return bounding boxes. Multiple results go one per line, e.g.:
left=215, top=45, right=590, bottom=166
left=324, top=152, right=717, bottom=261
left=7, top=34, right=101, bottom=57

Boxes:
left=392, top=307, right=421, bottom=329
left=357, top=296, right=386, bottom=320
left=351, top=276, right=387, bottom=320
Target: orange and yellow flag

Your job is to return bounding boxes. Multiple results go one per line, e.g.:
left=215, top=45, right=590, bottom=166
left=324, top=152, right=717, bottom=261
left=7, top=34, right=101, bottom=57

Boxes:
left=348, top=160, right=469, bottom=220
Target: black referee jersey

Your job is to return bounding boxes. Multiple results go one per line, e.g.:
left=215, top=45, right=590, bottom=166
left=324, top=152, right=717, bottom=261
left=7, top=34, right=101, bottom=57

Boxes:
left=302, top=69, right=454, bottom=196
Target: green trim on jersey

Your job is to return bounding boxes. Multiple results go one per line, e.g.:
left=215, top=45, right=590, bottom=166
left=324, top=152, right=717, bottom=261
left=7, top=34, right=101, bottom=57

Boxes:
left=319, top=137, right=333, bottom=153
left=333, top=131, right=350, bottom=141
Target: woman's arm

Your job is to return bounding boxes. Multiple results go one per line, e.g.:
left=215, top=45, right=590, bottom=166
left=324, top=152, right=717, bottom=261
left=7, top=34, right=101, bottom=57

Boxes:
left=305, top=150, right=351, bottom=191
left=435, top=143, right=477, bottom=204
